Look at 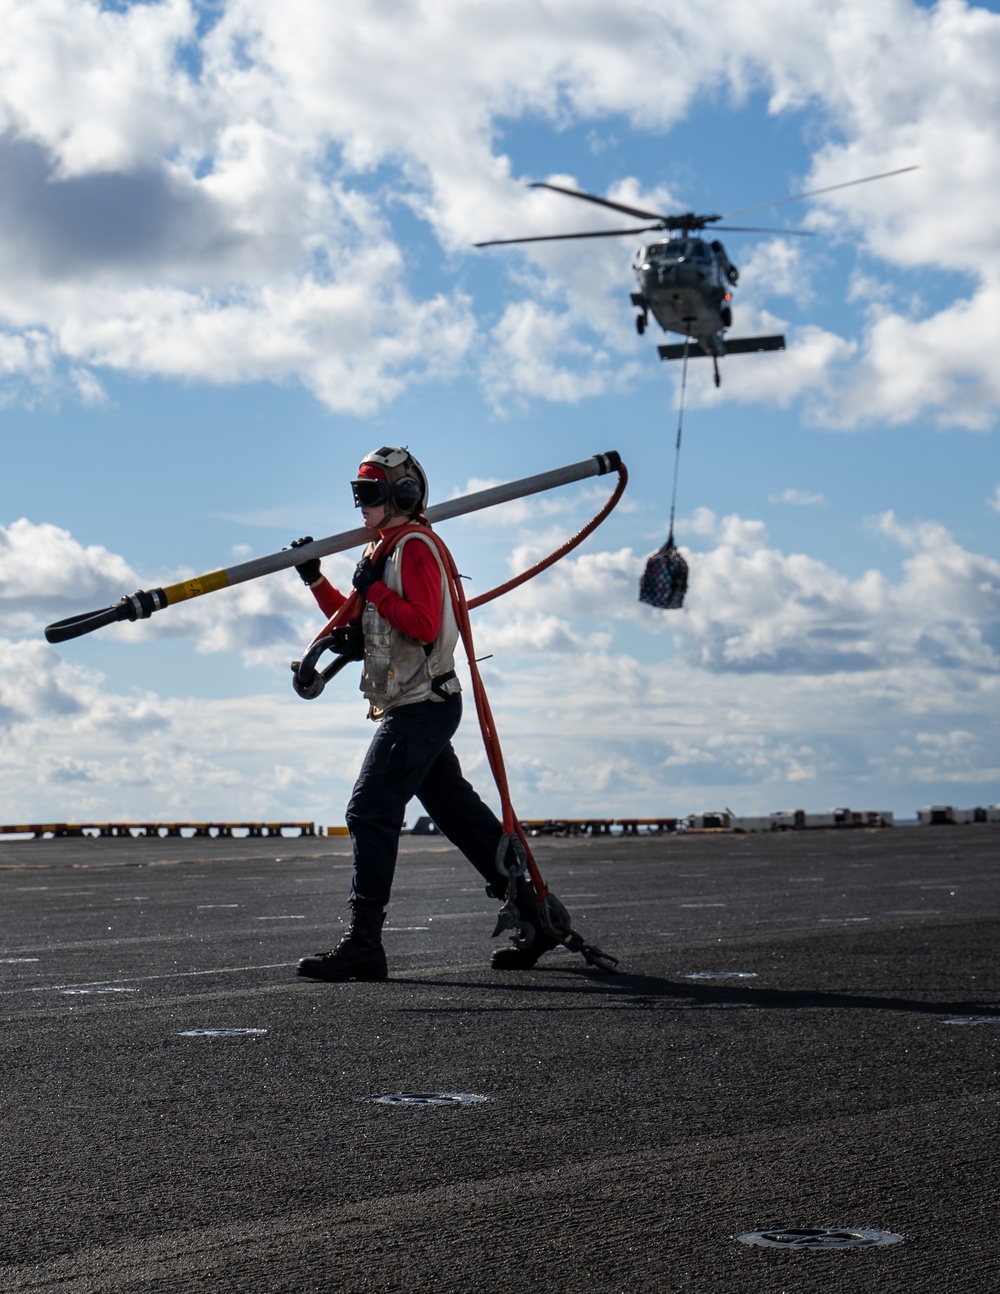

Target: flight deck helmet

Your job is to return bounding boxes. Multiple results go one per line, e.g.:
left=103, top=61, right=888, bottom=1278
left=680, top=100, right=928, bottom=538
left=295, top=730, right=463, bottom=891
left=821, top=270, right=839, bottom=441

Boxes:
left=351, top=446, right=429, bottom=519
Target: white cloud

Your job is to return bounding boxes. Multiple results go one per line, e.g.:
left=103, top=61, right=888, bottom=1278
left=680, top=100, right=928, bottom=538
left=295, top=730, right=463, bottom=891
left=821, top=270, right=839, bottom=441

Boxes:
left=4, top=2, right=1000, bottom=827
left=0, top=0, right=199, bottom=177
left=903, top=728, right=1000, bottom=785
left=471, top=610, right=611, bottom=657
left=476, top=506, right=1000, bottom=680
left=0, top=517, right=353, bottom=670
left=482, top=300, right=637, bottom=407
left=0, top=636, right=372, bottom=821
left=826, top=282, right=1000, bottom=431
left=681, top=509, right=769, bottom=550
left=490, top=542, right=647, bottom=622
left=0, top=0, right=993, bottom=421
left=738, top=238, right=810, bottom=301
left=0, top=1, right=480, bottom=412
left=770, top=488, right=826, bottom=506
left=705, top=323, right=859, bottom=412
left=672, top=508, right=1000, bottom=673
left=448, top=477, right=618, bottom=529
left=0, top=517, right=137, bottom=636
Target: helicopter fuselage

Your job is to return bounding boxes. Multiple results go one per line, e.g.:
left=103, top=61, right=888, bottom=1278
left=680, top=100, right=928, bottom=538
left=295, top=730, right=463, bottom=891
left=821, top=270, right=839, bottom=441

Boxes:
left=631, top=236, right=736, bottom=353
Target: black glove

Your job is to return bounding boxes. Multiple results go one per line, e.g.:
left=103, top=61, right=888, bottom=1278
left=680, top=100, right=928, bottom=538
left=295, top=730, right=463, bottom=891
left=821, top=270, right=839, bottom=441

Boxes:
left=328, top=622, right=365, bottom=660
left=290, top=536, right=321, bottom=587
left=352, top=552, right=388, bottom=598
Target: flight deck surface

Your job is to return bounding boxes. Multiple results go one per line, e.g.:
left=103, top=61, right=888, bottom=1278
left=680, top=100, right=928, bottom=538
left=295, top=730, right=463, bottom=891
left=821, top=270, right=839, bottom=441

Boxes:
left=1, top=828, right=997, bottom=1292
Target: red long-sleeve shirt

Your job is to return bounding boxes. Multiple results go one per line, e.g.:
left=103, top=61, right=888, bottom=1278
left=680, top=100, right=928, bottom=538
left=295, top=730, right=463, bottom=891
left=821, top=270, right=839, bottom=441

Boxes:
left=309, top=529, right=443, bottom=643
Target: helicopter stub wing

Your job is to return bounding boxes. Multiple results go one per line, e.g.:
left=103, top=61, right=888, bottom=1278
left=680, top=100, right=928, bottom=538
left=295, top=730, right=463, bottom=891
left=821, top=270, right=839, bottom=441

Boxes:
left=657, top=334, right=785, bottom=361
left=721, top=335, right=785, bottom=355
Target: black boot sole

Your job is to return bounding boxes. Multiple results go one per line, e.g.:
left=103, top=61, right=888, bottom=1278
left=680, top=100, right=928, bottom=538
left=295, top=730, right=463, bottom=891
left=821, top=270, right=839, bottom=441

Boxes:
left=296, top=955, right=388, bottom=982
left=490, top=946, right=554, bottom=970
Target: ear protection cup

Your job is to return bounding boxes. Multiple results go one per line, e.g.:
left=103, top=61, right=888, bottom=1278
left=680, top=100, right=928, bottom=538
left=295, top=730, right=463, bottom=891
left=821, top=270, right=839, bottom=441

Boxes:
left=392, top=475, right=423, bottom=513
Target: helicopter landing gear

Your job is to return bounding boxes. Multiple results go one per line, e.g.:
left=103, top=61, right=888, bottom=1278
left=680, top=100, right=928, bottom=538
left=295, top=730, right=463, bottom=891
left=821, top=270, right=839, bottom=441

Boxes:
left=635, top=311, right=647, bottom=336
left=713, top=357, right=721, bottom=388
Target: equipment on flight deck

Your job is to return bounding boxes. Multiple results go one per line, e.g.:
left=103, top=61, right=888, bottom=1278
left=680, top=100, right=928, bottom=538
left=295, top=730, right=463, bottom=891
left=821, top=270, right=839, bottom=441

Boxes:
left=475, top=166, right=918, bottom=387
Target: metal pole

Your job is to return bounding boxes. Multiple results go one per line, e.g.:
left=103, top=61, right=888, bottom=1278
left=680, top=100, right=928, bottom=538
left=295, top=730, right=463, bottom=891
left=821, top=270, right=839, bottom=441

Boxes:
left=44, top=451, right=622, bottom=643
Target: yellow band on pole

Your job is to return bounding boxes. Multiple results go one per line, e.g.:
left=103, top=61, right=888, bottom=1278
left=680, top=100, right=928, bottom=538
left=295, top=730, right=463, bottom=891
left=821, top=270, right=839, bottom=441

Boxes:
left=161, top=570, right=231, bottom=605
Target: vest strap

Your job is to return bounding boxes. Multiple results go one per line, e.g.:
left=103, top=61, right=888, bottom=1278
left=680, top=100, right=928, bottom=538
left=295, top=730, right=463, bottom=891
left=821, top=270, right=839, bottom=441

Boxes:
left=431, top=670, right=457, bottom=699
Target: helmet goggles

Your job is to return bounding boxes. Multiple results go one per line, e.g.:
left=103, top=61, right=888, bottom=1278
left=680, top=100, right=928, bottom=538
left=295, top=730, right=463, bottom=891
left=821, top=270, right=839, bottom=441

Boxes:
left=351, top=476, right=391, bottom=508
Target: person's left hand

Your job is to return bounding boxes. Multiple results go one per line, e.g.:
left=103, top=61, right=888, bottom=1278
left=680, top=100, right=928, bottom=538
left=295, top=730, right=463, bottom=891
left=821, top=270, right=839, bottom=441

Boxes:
left=352, top=553, right=388, bottom=598
left=290, top=536, right=322, bottom=587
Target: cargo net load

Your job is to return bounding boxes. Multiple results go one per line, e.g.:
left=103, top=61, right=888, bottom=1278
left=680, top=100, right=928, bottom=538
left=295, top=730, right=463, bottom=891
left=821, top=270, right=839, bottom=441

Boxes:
left=639, top=535, right=688, bottom=610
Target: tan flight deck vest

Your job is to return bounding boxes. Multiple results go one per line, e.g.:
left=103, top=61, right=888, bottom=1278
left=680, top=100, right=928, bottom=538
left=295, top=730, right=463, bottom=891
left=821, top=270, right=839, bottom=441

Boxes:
left=360, top=530, right=461, bottom=719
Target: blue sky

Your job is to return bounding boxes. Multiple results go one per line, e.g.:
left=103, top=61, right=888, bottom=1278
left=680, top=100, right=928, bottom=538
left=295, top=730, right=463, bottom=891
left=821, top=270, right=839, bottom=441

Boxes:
left=1, top=0, right=999, bottom=825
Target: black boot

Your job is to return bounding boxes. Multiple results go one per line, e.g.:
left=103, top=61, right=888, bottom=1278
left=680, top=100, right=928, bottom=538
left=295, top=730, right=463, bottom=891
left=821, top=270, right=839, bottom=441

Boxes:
left=490, top=879, right=560, bottom=970
left=297, top=903, right=388, bottom=981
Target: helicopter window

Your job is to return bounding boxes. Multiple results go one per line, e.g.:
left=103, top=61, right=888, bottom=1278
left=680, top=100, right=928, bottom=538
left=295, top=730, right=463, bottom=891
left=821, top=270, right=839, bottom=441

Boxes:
left=662, top=240, right=703, bottom=260
left=645, top=240, right=710, bottom=262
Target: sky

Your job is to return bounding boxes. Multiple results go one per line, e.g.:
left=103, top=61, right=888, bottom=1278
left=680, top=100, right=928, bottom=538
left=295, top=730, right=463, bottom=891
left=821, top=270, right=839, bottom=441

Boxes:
left=2, top=0, right=999, bottom=828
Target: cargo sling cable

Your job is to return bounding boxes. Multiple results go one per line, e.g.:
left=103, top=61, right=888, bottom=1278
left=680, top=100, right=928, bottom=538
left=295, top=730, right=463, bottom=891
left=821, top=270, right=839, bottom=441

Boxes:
left=293, top=458, right=629, bottom=973
left=639, top=338, right=690, bottom=611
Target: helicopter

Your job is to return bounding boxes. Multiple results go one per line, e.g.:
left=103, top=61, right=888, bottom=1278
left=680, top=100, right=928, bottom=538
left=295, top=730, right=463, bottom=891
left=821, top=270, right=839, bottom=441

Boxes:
left=475, top=167, right=917, bottom=387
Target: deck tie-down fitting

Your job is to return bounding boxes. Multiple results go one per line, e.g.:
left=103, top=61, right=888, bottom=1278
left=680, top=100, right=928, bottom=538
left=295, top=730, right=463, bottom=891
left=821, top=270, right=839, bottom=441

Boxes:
left=492, top=831, right=533, bottom=945
left=542, top=897, right=620, bottom=973
left=490, top=831, right=618, bottom=971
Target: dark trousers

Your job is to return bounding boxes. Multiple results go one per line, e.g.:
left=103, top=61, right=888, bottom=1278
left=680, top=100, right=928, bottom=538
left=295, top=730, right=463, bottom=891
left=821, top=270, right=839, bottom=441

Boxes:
left=345, top=693, right=508, bottom=907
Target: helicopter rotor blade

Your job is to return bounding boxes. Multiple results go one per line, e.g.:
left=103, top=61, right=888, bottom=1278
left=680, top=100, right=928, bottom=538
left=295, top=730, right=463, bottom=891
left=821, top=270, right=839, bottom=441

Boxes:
left=474, top=225, right=664, bottom=247
left=717, top=165, right=919, bottom=220
left=711, top=224, right=815, bottom=236
left=528, top=181, right=671, bottom=223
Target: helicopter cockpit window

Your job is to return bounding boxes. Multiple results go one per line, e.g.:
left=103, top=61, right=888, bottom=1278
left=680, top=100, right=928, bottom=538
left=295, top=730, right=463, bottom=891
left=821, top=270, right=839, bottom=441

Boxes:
left=644, top=240, right=710, bottom=264
left=659, top=240, right=705, bottom=260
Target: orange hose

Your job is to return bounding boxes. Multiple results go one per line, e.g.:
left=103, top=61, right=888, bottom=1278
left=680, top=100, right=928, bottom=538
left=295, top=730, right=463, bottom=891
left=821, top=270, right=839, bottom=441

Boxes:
left=467, top=462, right=628, bottom=609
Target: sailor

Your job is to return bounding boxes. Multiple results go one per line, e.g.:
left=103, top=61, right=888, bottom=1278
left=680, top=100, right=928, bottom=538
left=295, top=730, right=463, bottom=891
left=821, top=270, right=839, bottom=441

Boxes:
left=290, top=447, right=556, bottom=981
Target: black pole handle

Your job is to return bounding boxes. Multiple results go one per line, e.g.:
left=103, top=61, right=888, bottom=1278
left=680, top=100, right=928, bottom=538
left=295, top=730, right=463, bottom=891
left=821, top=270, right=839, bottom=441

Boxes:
left=45, top=588, right=165, bottom=644
left=44, top=603, right=129, bottom=644
left=291, top=635, right=361, bottom=699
